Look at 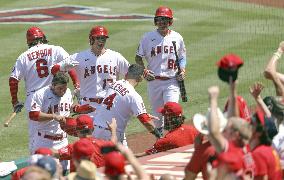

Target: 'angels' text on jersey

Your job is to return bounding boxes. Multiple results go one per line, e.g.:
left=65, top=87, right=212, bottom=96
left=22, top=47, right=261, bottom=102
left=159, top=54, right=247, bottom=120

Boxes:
left=84, top=64, right=116, bottom=78
left=151, top=45, right=174, bottom=57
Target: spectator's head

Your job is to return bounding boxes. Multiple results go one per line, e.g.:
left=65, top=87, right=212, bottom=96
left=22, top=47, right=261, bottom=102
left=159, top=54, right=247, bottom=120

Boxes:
left=263, top=96, right=284, bottom=122
left=34, top=147, right=53, bottom=156
left=73, top=138, right=96, bottom=167
left=193, top=108, right=228, bottom=135
left=76, top=114, right=94, bottom=137
left=157, top=102, right=185, bottom=131
left=104, top=151, right=126, bottom=178
left=225, top=117, right=252, bottom=147
left=68, top=160, right=100, bottom=180
left=72, top=138, right=97, bottom=169
left=35, top=156, right=57, bottom=177
left=216, top=54, right=243, bottom=83
left=125, top=64, right=144, bottom=83
left=22, top=166, right=51, bottom=180
left=51, top=72, right=69, bottom=97
left=250, top=108, right=272, bottom=146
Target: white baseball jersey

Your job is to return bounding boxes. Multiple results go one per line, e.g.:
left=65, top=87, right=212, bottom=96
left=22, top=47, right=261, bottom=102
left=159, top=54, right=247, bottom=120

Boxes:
left=93, top=80, right=147, bottom=133
left=60, top=49, right=129, bottom=99
left=136, top=30, right=186, bottom=77
left=10, top=44, right=69, bottom=95
left=27, top=86, right=73, bottom=134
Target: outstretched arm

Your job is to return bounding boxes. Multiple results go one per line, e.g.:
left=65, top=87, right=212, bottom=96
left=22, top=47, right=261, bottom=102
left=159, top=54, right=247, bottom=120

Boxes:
left=207, top=86, right=227, bottom=153
left=137, top=113, right=162, bottom=139
left=249, top=82, right=271, bottom=118
left=264, top=41, right=284, bottom=97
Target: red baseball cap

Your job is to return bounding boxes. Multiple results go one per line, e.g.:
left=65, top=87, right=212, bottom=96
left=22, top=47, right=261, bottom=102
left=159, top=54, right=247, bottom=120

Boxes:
left=72, top=138, right=96, bottom=160
left=216, top=54, right=244, bottom=69
left=76, top=114, right=94, bottom=130
left=104, top=151, right=126, bottom=176
left=34, top=147, right=53, bottom=156
left=157, top=102, right=183, bottom=116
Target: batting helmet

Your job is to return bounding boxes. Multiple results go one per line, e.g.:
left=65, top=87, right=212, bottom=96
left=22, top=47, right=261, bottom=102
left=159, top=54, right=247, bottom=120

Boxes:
left=89, top=26, right=109, bottom=39
left=155, top=6, right=173, bottom=19
left=26, top=27, right=46, bottom=45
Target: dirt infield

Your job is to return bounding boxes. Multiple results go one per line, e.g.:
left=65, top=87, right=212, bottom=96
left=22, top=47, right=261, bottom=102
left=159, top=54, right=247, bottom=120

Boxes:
left=127, top=0, right=279, bottom=154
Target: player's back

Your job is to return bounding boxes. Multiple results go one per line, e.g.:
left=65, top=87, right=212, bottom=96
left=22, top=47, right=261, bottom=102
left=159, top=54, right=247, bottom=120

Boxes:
left=11, top=44, right=69, bottom=95
left=94, top=80, right=144, bottom=132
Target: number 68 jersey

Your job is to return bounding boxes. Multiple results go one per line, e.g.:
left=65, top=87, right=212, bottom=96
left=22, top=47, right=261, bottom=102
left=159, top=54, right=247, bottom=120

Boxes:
left=10, top=44, right=69, bottom=95
left=136, top=30, right=186, bottom=78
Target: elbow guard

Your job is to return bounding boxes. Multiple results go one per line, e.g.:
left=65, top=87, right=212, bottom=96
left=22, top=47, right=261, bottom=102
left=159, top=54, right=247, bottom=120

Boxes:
left=9, top=77, right=19, bottom=105
left=137, top=113, right=151, bottom=124
left=68, top=69, right=80, bottom=89
left=29, top=111, right=40, bottom=121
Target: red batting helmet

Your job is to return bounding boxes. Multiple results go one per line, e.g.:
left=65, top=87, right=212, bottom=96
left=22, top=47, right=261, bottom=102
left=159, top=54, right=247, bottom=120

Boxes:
left=155, top=6, right=173, bottom=19
left=26, top=27, right=46, bottom=45
left=89, top=26, right=109, bottom=39
left=76, top=114, right=94, bottom=131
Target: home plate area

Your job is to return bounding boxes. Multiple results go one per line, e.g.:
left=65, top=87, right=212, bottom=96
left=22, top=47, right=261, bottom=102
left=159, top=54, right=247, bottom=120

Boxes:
left=100, top=145, right=202, bottom=180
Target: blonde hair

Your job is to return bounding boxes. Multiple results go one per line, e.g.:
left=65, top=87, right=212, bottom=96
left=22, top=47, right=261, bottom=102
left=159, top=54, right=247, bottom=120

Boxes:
left=23, top=166, right=52, bottom=180
left=229, top=117, right=252, bottom=140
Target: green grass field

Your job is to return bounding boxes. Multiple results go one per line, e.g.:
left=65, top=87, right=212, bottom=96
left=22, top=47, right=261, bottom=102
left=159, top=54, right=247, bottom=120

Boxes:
left=0, top=0, right=284, bottom=161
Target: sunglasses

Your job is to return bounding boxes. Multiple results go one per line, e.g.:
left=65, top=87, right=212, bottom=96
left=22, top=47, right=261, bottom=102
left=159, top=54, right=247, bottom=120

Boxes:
left=95, top=36, right=108, bottom=41
left=155, top=16, right=171, bottom=22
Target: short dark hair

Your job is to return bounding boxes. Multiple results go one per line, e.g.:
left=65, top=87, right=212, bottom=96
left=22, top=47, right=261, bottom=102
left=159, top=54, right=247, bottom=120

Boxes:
left=52, top=72, right=69, bottom=85
left=127, top=64, right=144, bottom=80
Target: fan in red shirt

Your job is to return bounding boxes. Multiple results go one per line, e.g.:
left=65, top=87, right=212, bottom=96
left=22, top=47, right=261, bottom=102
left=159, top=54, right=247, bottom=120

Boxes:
left=249, top=109, right=282, bottom=180
left=53, top=114, right=117, bottom=172
left=207, top=85, right=255, bottom=179
left=136, top=102, right=198, bottom=157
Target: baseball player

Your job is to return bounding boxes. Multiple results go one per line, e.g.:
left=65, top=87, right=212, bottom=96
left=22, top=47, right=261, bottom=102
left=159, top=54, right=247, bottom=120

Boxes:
left=51, top=25, right=130, bottom=117
left=27, top=72, right=93, bottom=171
left=92, top=64, right=162, bottom=145
left=135, top=102, right=198, bottom=157
left=9, top=26, right=79, bottom=145
left=135, top=6, right=187, bottom=134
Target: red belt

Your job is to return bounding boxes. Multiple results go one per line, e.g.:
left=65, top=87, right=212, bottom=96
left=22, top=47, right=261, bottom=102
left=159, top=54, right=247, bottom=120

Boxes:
left=155, top=76, right=170, bottom=80
left=82, top=97, right=103, bottom=104
left=38, top=132, right=64, bottom=141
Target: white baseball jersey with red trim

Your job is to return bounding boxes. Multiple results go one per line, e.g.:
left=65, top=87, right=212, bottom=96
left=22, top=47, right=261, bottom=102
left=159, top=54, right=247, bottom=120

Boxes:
left=10, top=44, right=69, bottom=95
left=136, top=30, right=186, bottom=77
left=92, top=80, right=147, bottom=141
left=27, top=86, right=73, bottom=133
left=65, top=49, right=129, bottom=99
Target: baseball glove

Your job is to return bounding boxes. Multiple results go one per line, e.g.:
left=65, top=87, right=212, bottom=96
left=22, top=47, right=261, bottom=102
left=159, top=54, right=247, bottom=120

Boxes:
left=60, top=117, right=77, bottom=137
